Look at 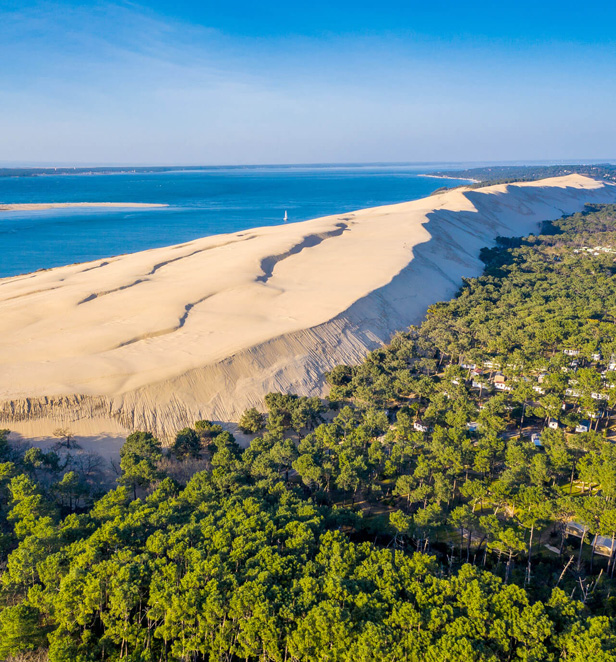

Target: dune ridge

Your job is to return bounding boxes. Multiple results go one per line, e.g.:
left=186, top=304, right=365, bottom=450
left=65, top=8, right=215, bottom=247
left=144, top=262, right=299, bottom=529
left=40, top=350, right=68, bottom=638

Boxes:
left=1, top=175, right=616, bottom=441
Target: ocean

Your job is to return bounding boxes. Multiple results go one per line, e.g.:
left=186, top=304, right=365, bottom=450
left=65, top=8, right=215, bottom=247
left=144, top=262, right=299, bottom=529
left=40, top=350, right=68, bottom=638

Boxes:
left=0, top=164, right=472, bottom=278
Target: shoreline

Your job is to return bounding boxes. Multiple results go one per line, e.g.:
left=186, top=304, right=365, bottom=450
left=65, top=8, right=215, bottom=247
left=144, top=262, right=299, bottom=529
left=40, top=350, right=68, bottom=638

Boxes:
left=0, top=175, right=615, bottom=440
left=420, top=174, right=481, bottom=183
left=0, top=202, right=168, bottom=212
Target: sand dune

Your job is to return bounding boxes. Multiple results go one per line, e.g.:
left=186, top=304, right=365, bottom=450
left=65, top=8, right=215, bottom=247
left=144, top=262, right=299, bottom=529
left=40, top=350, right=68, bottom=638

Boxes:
left=0, top=202, right=166, bottom=211
left=1, top=174, right=615, bottom=441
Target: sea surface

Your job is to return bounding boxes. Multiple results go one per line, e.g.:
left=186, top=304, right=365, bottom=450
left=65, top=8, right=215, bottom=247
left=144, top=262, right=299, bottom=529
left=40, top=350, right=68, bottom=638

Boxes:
left=0, top=164, right=472, bottom=278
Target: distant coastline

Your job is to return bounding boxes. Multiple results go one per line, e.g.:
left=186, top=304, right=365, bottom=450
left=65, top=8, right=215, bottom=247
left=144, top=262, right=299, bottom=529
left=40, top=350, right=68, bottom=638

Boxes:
left=0, top=202, right=168, bottom=212
left=0, top=163, right=465, bottom=178
left=429, top=163, right=616, bottom=185
left=421, top=174, right=481, bottom=183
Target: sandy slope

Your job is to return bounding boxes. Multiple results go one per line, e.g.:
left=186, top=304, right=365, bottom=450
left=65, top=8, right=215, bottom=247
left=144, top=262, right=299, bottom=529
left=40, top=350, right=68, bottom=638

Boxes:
left=0, top=202, right=166, bottom=211
left=1, top=174, right=615, bottom=441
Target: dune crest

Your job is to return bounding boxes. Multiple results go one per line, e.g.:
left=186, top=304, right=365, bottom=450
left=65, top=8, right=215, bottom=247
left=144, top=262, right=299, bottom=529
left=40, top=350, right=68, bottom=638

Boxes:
left=1, top=174, right=615, bottom=440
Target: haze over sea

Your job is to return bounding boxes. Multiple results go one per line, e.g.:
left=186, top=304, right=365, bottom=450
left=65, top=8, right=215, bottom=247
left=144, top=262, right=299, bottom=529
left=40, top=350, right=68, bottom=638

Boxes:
left=0, top=164, right=472, bottom=279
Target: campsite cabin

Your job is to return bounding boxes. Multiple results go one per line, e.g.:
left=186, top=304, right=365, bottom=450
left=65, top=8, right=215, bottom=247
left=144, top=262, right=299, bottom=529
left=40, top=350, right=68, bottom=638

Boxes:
left=493, top=373, right=511, bottom=391
left=565, top=521, right=587, bottom=539
left=472, top=375, right=490, bottom=389
left=547, top=418, right=559, bottom=430
left=592, top=534, right=616, bottom=558
left=413, top=420, right=429, bottom=433
left=575, top=420, right=591, bottom=433
left=494, top=382, right=511, bottom=392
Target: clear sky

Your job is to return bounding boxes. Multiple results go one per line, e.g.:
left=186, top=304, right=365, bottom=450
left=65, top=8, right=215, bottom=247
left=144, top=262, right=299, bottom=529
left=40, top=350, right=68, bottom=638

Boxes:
left=1, top=0, right=615, bottom=165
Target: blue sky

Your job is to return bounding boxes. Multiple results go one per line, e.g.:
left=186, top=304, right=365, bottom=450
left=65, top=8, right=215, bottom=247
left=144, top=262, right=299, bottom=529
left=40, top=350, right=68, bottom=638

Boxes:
left=1, top=0, right=615, bottom=165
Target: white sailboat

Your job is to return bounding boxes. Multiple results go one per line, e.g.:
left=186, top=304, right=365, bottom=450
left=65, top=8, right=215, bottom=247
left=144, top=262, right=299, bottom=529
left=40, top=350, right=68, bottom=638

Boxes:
left=283, top=210, right=288, bottom=222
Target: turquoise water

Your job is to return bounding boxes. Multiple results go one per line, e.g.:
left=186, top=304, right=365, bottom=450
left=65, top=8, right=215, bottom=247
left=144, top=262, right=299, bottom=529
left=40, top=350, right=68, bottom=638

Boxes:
left=0, top=164, right=471, bottom=278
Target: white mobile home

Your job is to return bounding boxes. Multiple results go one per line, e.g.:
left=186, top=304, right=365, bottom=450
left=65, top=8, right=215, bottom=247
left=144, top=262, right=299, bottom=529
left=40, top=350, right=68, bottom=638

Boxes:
left=565, top=521, right=587, bottom=538
left=592, top=534, right=616, bottom=558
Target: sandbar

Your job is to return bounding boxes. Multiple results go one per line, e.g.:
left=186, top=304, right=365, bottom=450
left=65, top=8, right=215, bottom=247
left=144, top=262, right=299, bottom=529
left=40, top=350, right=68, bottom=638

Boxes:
left=0, top=202, right=167, bottom=212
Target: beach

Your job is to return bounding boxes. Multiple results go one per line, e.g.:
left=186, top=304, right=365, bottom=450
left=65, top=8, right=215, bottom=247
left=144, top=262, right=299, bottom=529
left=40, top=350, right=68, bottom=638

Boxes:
left=1, top=174, right=615, bottom=443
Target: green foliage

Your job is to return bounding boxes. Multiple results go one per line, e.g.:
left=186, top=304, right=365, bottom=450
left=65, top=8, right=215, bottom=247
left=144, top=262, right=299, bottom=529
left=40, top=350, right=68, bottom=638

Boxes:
left=0, top=604, right=47, bottom=658
left=195, top=419, right=225, bottom=436
left=0, top=428, right=10, bottom=459
left=5, top=204, right=616, bottom=659
left=432, top=164, right=616, bottom=188
left=2, top=477, right=614, bottom=661
left=8, top=474, right=56, bottom=539
left=118, top=430, right=162, bottom=498
left=172, top=426, right=201, bottom=459
left=238, top=407, right=266, bottom=434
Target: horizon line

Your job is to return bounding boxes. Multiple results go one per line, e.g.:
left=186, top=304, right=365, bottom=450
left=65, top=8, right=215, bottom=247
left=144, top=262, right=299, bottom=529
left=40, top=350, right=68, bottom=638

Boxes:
left=1, top=158, right=615, bottom=171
